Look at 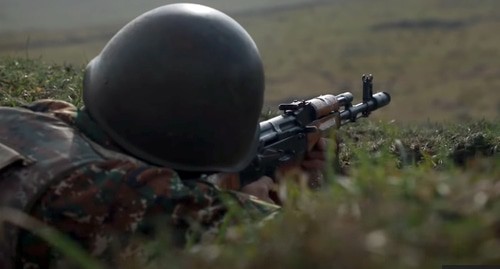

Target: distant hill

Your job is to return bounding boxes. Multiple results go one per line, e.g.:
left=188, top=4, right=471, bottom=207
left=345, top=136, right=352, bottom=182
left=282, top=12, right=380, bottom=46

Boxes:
left=1, top=0, right=499, bottom=122
left=0, top=0, right=321, bottom=33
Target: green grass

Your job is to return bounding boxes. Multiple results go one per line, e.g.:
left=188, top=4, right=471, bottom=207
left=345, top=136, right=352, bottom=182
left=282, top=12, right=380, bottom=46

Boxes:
left=0, top=58, right=499, bottom=268
left=0, top=58, right=83, bottom=106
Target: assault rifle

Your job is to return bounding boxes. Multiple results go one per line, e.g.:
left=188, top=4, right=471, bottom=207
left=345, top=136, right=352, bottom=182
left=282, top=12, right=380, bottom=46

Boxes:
left=239, top=74, right=391, bottom=186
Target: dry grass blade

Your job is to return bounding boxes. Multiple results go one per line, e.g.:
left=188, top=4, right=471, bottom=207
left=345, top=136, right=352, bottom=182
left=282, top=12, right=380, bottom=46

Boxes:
left=0, top=207, right=105, bottom=269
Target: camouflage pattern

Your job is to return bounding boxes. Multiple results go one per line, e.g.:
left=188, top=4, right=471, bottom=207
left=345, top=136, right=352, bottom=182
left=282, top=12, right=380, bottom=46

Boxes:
left=0, top=100, right=279, bottom=268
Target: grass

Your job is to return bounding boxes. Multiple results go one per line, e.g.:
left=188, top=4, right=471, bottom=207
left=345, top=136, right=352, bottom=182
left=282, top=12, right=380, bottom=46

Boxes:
left=0, top=57, right=499, bottom=268
left=0, top=208, right=105, bottom=269
left=0, top=58, right=83, bottom=106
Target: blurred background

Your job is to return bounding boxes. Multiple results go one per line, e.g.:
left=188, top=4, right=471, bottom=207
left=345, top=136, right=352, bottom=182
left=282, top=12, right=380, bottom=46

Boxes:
left=1, top=0, right=499, bottom=122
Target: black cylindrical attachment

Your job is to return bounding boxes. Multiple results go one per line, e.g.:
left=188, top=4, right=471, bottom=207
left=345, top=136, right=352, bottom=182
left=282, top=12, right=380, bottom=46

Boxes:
left=340, top=91, right=391, bottom=123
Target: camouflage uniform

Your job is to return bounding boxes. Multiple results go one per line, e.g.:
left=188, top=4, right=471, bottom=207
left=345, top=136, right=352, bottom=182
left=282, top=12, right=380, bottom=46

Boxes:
left=0, top=100, right=279, bottom=268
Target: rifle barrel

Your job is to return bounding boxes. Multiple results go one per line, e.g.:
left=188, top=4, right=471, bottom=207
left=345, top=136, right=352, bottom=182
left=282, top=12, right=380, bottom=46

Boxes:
left=340, top=91, right=391, bottom=124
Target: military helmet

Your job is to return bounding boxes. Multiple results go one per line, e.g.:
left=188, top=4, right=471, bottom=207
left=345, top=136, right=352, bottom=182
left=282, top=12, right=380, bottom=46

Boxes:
left=83, top=3, right=264, bottom=172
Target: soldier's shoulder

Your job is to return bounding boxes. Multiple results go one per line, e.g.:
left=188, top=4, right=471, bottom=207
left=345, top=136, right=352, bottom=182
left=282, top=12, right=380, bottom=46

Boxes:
left=0, top=99, right=79, bottom=127
left=22, top=99, right=77, bottom=113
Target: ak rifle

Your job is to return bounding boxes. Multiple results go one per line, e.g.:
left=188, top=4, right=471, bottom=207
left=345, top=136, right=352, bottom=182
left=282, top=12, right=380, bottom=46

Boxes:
left=239, top=74, right=391, bottom=186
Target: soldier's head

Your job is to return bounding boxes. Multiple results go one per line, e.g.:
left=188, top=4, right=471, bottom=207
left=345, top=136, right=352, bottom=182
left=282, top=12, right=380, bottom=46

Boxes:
left=83, top=3, right=264, bottom=172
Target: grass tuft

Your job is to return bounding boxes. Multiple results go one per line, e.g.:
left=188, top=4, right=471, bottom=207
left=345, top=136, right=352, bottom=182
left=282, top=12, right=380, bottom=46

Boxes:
left=0, top=58, right=83, bottom=107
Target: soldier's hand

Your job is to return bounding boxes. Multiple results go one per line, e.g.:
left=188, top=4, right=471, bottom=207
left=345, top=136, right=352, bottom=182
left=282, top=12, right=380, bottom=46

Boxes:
left=276, top=137, right=329, bottom=189
left=240, top=176, right=278, bottom=204
left=301, top=137, right=328, bottom=171
left=211, top=138, right=329, bottom=204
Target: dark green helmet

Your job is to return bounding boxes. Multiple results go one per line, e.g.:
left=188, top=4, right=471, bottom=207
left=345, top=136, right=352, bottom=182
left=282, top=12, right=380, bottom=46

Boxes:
left=83, top=3, right=264, bottom=172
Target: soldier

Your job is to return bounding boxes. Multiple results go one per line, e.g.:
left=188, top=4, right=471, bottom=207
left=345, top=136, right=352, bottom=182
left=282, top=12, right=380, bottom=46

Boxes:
left=0, top=3, right=327, bottom=268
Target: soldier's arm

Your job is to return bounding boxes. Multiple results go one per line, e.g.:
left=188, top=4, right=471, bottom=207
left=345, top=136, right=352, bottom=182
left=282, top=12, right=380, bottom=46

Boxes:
left=19, top=159, right=278, bottom=268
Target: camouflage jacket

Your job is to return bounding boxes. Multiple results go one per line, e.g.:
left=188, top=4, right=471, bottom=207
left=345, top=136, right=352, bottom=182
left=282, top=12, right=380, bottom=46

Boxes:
left=0, top=100, right=279, bottom=268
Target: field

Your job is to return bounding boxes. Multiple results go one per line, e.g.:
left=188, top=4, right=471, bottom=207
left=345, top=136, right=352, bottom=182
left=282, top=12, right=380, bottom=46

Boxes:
left=0, top=56, right=499, bottom=269
left=1, top=0, right=500, bottom=268
left=1, top=0, right=500, bottom=122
